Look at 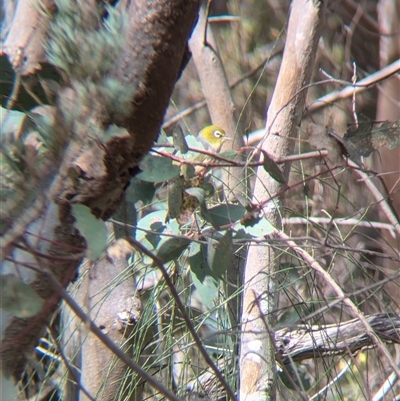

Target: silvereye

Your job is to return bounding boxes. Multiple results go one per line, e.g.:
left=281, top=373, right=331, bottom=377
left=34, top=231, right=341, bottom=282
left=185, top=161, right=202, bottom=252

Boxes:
left=197, top=125, right=230, bottom=152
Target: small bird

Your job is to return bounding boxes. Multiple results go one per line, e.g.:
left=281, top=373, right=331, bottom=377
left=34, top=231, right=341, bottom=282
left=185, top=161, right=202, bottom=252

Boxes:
left=197, top=125, right=230, bottom=153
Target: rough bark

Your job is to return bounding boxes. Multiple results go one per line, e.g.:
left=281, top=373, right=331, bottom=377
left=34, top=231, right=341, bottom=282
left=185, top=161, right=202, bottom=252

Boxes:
left=61, top=239, right=142, bottom=401
left=0, top=0, right=200, bottom=381
left=239, top=1, right=327, bottom=400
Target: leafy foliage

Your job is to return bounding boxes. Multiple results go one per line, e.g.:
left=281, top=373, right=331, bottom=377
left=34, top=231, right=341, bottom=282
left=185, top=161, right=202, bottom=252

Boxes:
left=137, top=154, right=181, bottom=182
left=0, top=274, right=44, bottom=318
left=71, top=204, right=107, bottom=260
left=261, top=149, right=286, bottom=183
left=4, top=0, right=400, bottom=400
left=0, top=55, right=61, bottom=110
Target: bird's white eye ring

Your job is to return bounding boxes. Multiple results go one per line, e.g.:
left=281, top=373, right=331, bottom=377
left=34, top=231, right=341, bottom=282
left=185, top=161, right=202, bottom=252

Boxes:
left=213, top=130, right=223, bottom=138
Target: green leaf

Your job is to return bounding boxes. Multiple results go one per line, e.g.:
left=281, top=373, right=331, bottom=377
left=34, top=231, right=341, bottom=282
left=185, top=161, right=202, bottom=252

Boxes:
left=185, top=134, right=206, bottom=150
left=112, top=201, right=137, bottom=239
left=208, top=204, right=246, bottom=227
left=136, top=210, right=168, bottom=250
left=0, top=107, right=25, bottom=136
left=0, top=274, right=44, bottom=318
left=0, top=56, right=61, bottom=111
left=231, top=229, right=255, bottom=240
left=71, top=204, right=107, bottom=260
left=189, top=242, right=219, bottom=309
left=136, top=211, right=184, bottom=261
left=261, top=150, right=286, bottom=183
left=184, top=187, right=211, bottom=221
left=137, top=154, right=180, bottom=182
left=126, top=177, right=156, bottom=204
left=207, top=230, right=233, bottom=277
left=181, top=164, right=196, bottom=179
left=167, top=177, right=183, bottom=220
left=219, top=149, right=237, bottom=160
left=154, top=236, right=190, bottom=265
left=155, top=129, right=170, bottom=145
left=235, top=218, right=275, bottom=237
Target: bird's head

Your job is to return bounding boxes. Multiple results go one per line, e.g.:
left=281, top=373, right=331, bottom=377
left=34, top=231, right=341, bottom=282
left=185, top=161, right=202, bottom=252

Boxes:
left=197, top=125, right=230, bottom=152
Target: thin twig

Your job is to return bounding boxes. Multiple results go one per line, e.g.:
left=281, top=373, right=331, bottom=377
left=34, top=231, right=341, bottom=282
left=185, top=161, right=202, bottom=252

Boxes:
left=153, top=146, right=328, bottom=168
left=307, top=59, right=400, bottom=113
left=348, top=160, right=400, bottom=237
left=283, top=217, right=397, bottom=237
left=162, top=42, right=284, bottom=129
left=372, top=370, right=399, bottom=401
left=128, top=237, right=237, bottom=401
left=277, top=230, right=400, bottom=380
left=41, top=269, right=182, bottom=401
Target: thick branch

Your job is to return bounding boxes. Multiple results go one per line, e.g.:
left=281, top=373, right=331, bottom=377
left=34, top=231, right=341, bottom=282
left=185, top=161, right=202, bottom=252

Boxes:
left=188, top=313, right=400, bottom=399
left=0, top=0, right=200, bottom=381
left=276, top=313, right=400, bottom=364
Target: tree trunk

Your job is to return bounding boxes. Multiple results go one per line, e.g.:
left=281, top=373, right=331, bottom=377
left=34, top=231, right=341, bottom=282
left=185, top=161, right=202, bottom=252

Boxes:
left=1, top=0, right=200, bottom=384
left=239, top=1, right=327, bottom=400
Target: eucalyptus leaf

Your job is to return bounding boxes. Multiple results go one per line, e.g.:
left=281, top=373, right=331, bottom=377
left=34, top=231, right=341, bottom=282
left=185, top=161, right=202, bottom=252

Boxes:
left=0, top=56, right=61, bottom=110
left=261, top=150, right=286, bottom=183
left=185, top=134, right=205, bottom=150
left=154, top=236, right=190, bottom=265
left=0, top=107, right=25, bottom=137
left=112, top=201, right=136, bottom=239
left=137, top=154, right=180, bottom=182
left=207, top=229, right=233, bottom=277
left=208, top=204, right=246, bottom=227
left=71, top=204, right=107, bottom=260
left=235, top=218, right=275, bottom=237
left=155, top=129, right=170, bottom=145
left=184, top=187, right=211, bottom=221
left=0, top=274, right=44, bottom=318
left=219, top=149, right=237, bottom=160
left=181, top=164, right=196, bottom=179
left=167, top=177, right=183, bottom=220
left=126, top=177, right=156, bottom=204
left=189, top=242, right=219, bottom=309
left=343, top=118, right=400, bottom=156
left=136, top=210, right=168, bottom=250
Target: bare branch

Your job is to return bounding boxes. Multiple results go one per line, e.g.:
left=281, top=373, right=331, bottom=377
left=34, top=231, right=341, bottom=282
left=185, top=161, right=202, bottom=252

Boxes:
left=307, top=60, right=400, bottom=114
left=276, top=230, right=400, bottom=379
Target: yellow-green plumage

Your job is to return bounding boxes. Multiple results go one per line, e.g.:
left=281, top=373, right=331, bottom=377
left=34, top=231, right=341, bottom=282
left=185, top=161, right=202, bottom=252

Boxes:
left=197, top=125, right=230, bottom=152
